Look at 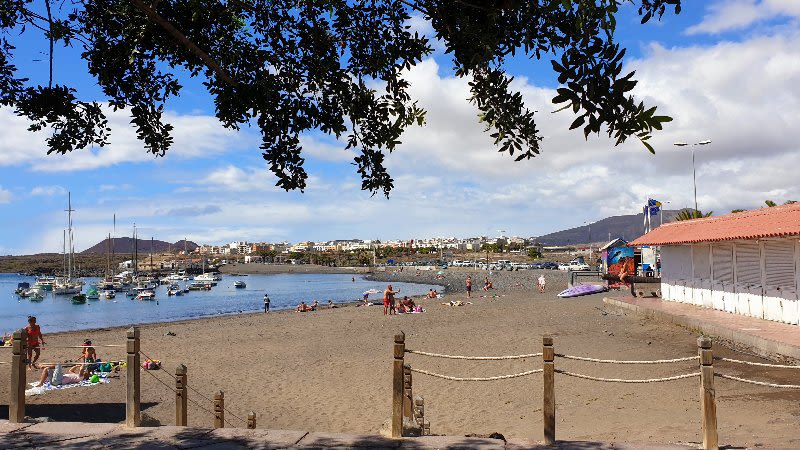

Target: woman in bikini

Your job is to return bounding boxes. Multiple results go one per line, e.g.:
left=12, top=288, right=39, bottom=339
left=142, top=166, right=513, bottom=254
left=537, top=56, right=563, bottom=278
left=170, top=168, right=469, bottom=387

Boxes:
left=25, top=316, right=45, bottom=368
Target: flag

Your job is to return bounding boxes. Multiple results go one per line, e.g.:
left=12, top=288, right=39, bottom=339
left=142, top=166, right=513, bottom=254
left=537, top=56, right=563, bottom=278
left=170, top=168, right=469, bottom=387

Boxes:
left=647, top=198, right=662, bottom=215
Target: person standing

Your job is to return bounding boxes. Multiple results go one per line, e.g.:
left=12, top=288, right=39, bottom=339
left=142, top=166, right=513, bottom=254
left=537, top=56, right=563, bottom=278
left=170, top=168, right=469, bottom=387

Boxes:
left=538, top=274, right=546, bottom=293
left=25, top=316, right=45, bottom=369
left=263, top=293, right=270, bottom=313
left=466, top=276, right=472, bottom=298
left=383, top=284, right=400, bottom=315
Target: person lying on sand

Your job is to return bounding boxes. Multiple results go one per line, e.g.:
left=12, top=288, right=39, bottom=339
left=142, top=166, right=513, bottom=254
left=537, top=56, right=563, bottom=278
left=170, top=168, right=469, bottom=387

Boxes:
left=35, top=364, right=89, bottom=387
left=443, top=300, right=472, bottom=307
left=296, top=301, right=314, bottom=312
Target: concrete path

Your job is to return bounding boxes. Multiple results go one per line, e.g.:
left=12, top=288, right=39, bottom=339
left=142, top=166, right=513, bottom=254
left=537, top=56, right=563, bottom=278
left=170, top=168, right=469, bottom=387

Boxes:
left=0, top=420, right=697, bottom=449
left=604, top=297, right=800, bottom=360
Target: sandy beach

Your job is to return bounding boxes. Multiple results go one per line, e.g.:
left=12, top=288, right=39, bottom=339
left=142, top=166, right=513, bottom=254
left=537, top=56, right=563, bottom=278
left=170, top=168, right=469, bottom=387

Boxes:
left=2, top=270, right=799, bottom=447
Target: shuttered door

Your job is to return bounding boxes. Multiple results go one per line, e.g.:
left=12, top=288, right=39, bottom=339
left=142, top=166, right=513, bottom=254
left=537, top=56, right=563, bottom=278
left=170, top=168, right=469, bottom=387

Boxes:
left=712, top=243, right=734, bottom=284
left=661, top=246, right=692, bottom=279
left=693, top=244, right=711, bottom=279
left=764, top=240, right=797, bottom=288
left=735, top=242, right=761, bottom=286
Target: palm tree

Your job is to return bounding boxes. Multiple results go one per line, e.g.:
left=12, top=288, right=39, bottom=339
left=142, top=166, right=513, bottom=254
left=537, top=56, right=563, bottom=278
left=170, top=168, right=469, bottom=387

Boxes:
left=674, top=209, right=713, bottom=221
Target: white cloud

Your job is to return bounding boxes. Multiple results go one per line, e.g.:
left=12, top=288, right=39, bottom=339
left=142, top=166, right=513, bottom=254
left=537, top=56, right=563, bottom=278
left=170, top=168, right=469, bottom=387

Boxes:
left=0, top=186, right=11, bottom=204
left=686, top=0, right=800, bottom=35
left=0, top=107, right=250, bottom=172
left=30, top=185, right=66, bottom=196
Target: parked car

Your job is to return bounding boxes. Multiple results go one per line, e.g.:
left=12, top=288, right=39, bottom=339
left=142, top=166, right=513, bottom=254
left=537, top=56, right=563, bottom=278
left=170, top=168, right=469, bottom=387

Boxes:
left=558, top=260, right=591, bottom=271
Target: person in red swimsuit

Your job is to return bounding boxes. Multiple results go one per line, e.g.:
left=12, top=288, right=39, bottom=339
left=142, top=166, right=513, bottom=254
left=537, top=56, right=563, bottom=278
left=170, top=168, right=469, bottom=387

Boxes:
left=25, top=316, right=45, bottom=369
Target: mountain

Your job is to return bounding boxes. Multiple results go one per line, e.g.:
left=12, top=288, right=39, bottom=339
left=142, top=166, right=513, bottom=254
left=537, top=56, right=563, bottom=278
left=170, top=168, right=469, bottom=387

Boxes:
left=536, top=210, right=682, bottom=246
left=81, top=237, right=198, bottom=254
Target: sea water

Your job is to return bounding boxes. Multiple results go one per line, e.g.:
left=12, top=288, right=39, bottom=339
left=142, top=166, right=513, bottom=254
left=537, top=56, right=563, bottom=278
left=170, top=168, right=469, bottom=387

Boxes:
left=0, top=273, right=438, bottom=333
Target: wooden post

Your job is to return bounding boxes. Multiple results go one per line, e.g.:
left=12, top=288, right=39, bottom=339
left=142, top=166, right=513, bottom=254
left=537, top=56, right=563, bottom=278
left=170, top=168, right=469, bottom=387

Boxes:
left=391, top=331, right=405, bottom=438
left=414, top=396, right=425, bottom=430
left=175, top=364, right=187, bottom=426
left=542, top=335, right=555, bottom=445
left=247, top=411, right=257, bottom=429
left=213, top=391, right=225, bottom=428
left=699, top=337, right=718, bottom=450
left=9, top=329, right=27, bottom=423
left=403, top=364, right=413, bottom=420
left=126, top=327, right=141, bottom=427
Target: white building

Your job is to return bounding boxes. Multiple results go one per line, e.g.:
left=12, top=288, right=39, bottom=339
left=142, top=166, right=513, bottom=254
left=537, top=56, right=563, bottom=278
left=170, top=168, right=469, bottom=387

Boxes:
left=631, top=204, right=800, bottom=325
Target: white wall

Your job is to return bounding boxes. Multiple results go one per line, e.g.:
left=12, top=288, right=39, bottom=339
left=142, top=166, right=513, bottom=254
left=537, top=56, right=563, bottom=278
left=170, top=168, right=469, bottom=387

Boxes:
left=660, top=237, right=799, bottom=325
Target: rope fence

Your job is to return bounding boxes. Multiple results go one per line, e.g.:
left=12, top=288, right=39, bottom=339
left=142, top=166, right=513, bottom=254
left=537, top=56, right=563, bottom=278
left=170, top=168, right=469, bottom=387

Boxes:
left=555, top=354, right=699, bottom=364
left=407, top=367, right=542, bottom=382
left=6, top=327, right=258, bottom=431
left=555, top=369, right=700, bottom=383
left=715, top=373, right=800, bottom=389
left=137, top=348, right=248, bottom=427
left=715, top=357, right=800, bottom=369
left=405, top=349, right=542, bottom=360
left=394, top=332, right=799, bottom=450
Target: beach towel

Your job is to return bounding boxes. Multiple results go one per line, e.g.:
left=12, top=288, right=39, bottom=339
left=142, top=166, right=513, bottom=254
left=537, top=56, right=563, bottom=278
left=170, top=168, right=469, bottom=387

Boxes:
left=25, top=373, right=111, bottom=396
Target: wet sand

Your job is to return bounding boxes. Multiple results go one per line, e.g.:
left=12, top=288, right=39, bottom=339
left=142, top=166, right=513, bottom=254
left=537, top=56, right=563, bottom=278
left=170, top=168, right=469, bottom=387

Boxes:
left=1, top=274, right=798, bottom=447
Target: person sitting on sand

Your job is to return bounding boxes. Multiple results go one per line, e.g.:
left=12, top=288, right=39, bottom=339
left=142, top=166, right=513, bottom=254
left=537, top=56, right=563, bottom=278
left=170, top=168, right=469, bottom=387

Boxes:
left=482, top=277, right=493, bottom=291
left=311, top=300, right=319, bottom=311
left=35, top=364, right=89, bottom=387
left=80, top=339, right=98, bottom=371
left=426, top=289, right=437, bottom=299
left=400, top=296, right=416, bottom=313
left=328, top=300, right=337, bottom=309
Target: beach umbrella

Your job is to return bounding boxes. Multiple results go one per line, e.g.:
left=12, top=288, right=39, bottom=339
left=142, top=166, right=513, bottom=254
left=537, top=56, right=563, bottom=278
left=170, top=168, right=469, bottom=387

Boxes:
left=363, top=289, right=380, bottom=295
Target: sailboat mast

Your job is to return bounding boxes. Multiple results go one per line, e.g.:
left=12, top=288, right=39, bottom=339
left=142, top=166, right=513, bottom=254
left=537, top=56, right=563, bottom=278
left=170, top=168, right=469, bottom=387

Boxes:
left=150, top=236, right=154, bottom=273
left=62, top=229, right=66, bottom=275
left=65, top=192, right=74, bottom=280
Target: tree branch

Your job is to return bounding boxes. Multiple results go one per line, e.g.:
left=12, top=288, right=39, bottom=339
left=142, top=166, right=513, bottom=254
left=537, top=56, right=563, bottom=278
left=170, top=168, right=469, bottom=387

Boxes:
left=44, top=0, right=54, bottom=88
left=128, top=0, right=237, bottom=86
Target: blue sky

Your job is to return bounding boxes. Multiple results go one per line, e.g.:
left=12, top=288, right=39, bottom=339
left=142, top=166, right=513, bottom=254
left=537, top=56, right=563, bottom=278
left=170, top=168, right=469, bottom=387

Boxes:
left=2, top=0, right=800, bottom=254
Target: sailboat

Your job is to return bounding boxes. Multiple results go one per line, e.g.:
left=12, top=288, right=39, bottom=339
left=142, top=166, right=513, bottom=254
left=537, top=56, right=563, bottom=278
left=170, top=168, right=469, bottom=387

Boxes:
left=54, top=193, right=82, bottom=296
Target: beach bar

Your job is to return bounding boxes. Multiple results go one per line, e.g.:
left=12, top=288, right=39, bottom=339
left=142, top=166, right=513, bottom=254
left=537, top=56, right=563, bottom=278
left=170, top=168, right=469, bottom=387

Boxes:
left=630, top=203, right=800, bottom=325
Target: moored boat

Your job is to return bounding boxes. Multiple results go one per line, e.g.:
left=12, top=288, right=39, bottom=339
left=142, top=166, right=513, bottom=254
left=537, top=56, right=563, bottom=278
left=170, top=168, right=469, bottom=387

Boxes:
left=72, top=293, right=87, bottom=304
left=234, top=280, right=246, bottom=289
left=15, top=282, right=31, bottom=296
left=86, top=287, right=100, bottom=300
left=136, top=290, right=156, bottom=301
left=104, top=290, right=116, bottom=299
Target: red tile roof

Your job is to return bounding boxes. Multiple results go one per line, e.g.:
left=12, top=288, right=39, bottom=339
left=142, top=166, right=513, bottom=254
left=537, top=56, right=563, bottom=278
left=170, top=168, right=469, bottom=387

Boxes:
left=630, top=203, right=800, bottom=246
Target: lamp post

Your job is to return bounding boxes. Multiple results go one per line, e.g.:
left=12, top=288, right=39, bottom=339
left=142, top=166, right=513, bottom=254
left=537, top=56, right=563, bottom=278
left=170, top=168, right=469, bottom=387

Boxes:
left=674, top=140, right=711, bottom=216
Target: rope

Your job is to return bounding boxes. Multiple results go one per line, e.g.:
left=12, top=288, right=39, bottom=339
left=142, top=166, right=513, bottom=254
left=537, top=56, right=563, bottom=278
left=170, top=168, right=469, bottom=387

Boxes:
left=715, top=373, right=800, bottom=389
left=32, top=360, right=124, bottom=366
left=39, top=345, right=125, bottom=349
left=408, top=367, right=543, bottom=381
left=555, top=369, right=700, bottom=383
left=405, top=350, right=542, bottom=360
left=555, top=354, right=699, bottom=364
left=715, top=357, right=800, bottom=369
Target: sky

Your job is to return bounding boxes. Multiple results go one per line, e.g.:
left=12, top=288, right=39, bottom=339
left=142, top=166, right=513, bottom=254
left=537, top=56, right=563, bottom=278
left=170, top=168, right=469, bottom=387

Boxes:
left=1, top=0, right=800, bottom=254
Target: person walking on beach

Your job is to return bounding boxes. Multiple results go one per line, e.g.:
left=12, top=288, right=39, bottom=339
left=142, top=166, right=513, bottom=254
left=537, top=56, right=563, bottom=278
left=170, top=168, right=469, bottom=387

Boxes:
left=25, top=316, right=45, bottom=369
left=263, top=293, right=270, bottom=313
left=383, top=284, right=400, bottom=315
left=465, top=276, right=472, bottom=298
left=538, top=274, right=546, bottom=293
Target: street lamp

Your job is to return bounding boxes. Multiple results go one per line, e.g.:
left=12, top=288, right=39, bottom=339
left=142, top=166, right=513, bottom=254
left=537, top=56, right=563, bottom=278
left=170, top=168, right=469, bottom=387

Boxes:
left=673, top=140, right=712, bottom=215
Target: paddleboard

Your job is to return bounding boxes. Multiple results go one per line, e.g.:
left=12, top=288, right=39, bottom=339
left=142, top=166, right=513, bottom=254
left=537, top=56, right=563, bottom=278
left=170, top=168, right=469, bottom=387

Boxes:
left=557, top=284, right=608, bottom=298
